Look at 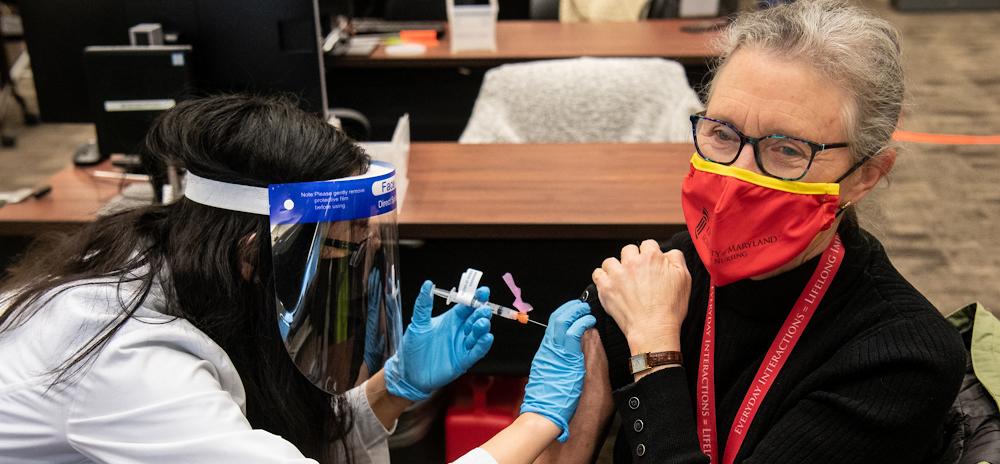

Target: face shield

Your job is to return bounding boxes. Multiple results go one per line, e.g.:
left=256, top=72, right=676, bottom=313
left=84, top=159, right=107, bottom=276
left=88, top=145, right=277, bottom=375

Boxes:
left=184, top=161, right=402, bottom=395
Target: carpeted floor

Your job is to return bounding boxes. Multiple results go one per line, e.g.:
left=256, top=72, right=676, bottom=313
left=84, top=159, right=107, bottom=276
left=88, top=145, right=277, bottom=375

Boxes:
left=856, top=0, right=1000, bottom=314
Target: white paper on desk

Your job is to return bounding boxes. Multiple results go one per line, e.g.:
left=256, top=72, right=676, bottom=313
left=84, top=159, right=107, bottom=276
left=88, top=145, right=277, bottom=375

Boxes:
left=346, top=41, right=379, bottom=57
left=0, top=188, right=32, bottom=203
left=346, top=36, right=381, bottom=56
left=358, top=114, right=410, bottom=210
left=350, top=36, right=383, bottom=47
left=679, top=0, right=720, bottom=17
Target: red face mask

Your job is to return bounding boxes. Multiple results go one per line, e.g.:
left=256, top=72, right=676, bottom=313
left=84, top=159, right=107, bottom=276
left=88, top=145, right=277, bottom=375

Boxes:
left=681, top=154, right=841, bottom=286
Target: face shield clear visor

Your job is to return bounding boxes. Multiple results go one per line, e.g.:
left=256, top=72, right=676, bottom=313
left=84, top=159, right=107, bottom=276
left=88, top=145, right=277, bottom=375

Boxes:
left=184, top=161, right=402, bottom=395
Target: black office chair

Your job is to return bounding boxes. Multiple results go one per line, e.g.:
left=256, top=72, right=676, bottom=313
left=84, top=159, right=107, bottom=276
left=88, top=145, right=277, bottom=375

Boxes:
left=385, top=0, right=447, bottom=20
left=529, top=0, right=559, bottom=19
left=646, top=0, right=739, bottom=18
left=528, top=0, right=738, bottom=21
left=645, top=0, right=679, bottom=18
left=329, top=108, right=372, bottom=141
left=385, top=0, right=512, bottom=20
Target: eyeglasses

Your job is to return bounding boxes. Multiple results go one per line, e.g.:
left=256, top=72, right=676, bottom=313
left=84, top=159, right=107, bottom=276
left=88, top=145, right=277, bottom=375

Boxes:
left=690, top=113, right=850, bottom=181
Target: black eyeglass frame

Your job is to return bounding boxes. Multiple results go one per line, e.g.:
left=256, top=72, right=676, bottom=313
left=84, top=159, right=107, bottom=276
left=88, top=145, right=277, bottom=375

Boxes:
left=689, top=113, right=851, bottom=181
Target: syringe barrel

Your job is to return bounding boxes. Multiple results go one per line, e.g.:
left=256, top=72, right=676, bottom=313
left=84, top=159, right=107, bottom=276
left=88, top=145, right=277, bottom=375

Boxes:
left=432, top=289, right=525, bottom=322
left=482, top=302, right=520, bottom=320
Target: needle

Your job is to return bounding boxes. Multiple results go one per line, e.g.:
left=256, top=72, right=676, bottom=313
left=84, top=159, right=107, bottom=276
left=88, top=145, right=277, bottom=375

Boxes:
left=528, top=319, right=547, bottom=328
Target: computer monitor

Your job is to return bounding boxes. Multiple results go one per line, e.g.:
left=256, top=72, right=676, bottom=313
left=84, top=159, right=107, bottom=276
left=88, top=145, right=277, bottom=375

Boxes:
left=21, top=0, right=328, bottom=123
left=84, top=46, right=194, bottom=158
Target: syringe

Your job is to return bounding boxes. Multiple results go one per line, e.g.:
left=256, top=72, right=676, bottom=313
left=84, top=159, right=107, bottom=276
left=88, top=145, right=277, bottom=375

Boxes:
left=432, top=287, right=547, bottom=328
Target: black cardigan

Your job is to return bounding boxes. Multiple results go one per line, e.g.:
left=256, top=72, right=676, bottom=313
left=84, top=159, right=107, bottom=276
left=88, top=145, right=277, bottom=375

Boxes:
left=592, top=222, right=967, bottom=463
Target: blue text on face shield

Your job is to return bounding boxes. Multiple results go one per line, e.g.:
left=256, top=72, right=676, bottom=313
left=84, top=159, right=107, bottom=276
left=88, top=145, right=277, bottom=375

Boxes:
left=268, top=162, right=397, bottom=225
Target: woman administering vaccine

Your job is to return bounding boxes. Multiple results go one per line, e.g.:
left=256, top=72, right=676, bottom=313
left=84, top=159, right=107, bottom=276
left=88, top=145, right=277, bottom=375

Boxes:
left=0, top=95, right=593, bottom=464
left=576, top=1, right=967, bottom=463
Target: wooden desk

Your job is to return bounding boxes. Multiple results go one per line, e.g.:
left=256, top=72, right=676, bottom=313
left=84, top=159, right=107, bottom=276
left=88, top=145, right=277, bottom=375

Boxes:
left=0, top=161, right=126, bottom=236
left=401, top=142, right=690, bottom=239
left=331, top=19, right=722, bottom=68
left=328, top=20, right=720, bottom=140
left=0, top=143, right=693, bottom=240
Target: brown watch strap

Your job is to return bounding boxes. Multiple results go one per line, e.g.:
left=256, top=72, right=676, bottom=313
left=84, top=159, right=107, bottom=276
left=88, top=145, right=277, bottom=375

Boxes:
left=647, top=351, right=683, bottom=367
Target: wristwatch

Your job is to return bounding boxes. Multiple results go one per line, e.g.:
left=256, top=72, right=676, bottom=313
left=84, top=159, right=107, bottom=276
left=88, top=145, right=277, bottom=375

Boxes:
left=629, top=351, right=683, bottom=375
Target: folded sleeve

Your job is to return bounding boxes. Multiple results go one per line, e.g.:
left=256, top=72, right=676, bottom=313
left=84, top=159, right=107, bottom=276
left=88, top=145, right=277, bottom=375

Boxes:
left=337, top=382, right=395, bottom=464
left=65, top=322, right=320, bottom=464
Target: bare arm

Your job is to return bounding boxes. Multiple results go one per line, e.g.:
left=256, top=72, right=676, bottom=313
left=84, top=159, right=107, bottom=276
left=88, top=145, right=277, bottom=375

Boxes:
left=474, top=412, right=562, bottom=463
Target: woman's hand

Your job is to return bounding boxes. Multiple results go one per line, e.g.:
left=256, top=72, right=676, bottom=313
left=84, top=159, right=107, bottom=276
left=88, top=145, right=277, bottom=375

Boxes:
left=519, top=300, right=597, bottom=443
left=592, top=240, right=691, bottom=355
left=383, top=281, right=494, bottom=402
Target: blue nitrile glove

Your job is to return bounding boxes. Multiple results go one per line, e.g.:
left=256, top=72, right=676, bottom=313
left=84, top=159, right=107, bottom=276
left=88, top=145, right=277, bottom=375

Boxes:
left=383, top=280, right=495, bottom=401
left=519, top=300, right=596, bottom=442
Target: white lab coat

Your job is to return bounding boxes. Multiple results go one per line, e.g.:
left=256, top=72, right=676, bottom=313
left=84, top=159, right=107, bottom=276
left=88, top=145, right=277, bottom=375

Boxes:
left=0, top=276, right=500, bottom=464
left=0, top=277, right=398, bottom=464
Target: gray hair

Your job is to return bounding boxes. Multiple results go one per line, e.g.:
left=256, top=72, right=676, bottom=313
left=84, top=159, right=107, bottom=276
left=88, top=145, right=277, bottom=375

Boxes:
left=708, top=0, right=904, bottom=163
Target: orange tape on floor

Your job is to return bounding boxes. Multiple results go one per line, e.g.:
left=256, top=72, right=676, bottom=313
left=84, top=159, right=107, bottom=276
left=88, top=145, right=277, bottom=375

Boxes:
left=893, top=129, right=1000, bottom=145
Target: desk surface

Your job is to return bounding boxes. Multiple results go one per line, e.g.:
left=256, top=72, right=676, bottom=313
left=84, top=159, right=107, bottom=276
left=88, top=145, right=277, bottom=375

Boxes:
left=332, top=19, right=722, bottom=68
left=0, top=161, right=125, bottom=236
left=400, top=142, right=690, bottom=239
left=0, top=143, right=693, bottom=240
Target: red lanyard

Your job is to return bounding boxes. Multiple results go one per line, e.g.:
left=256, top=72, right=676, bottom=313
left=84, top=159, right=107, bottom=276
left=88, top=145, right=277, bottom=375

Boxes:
left=698, top=234, right=845, bottom=464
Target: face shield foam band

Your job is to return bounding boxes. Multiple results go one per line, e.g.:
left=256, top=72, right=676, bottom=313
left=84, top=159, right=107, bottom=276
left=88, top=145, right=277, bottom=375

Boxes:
left=183, top=171, right=270, bottom=216
left=183, top=162, right=398, bottom=217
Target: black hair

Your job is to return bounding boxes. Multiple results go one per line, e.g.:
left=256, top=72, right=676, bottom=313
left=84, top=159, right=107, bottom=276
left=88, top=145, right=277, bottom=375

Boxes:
left=0, top=94, right=371, bottom=462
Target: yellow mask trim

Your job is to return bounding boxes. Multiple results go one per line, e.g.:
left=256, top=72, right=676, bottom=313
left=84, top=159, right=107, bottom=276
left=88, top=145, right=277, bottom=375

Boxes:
left=689, top=154, right=840, bottom=196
